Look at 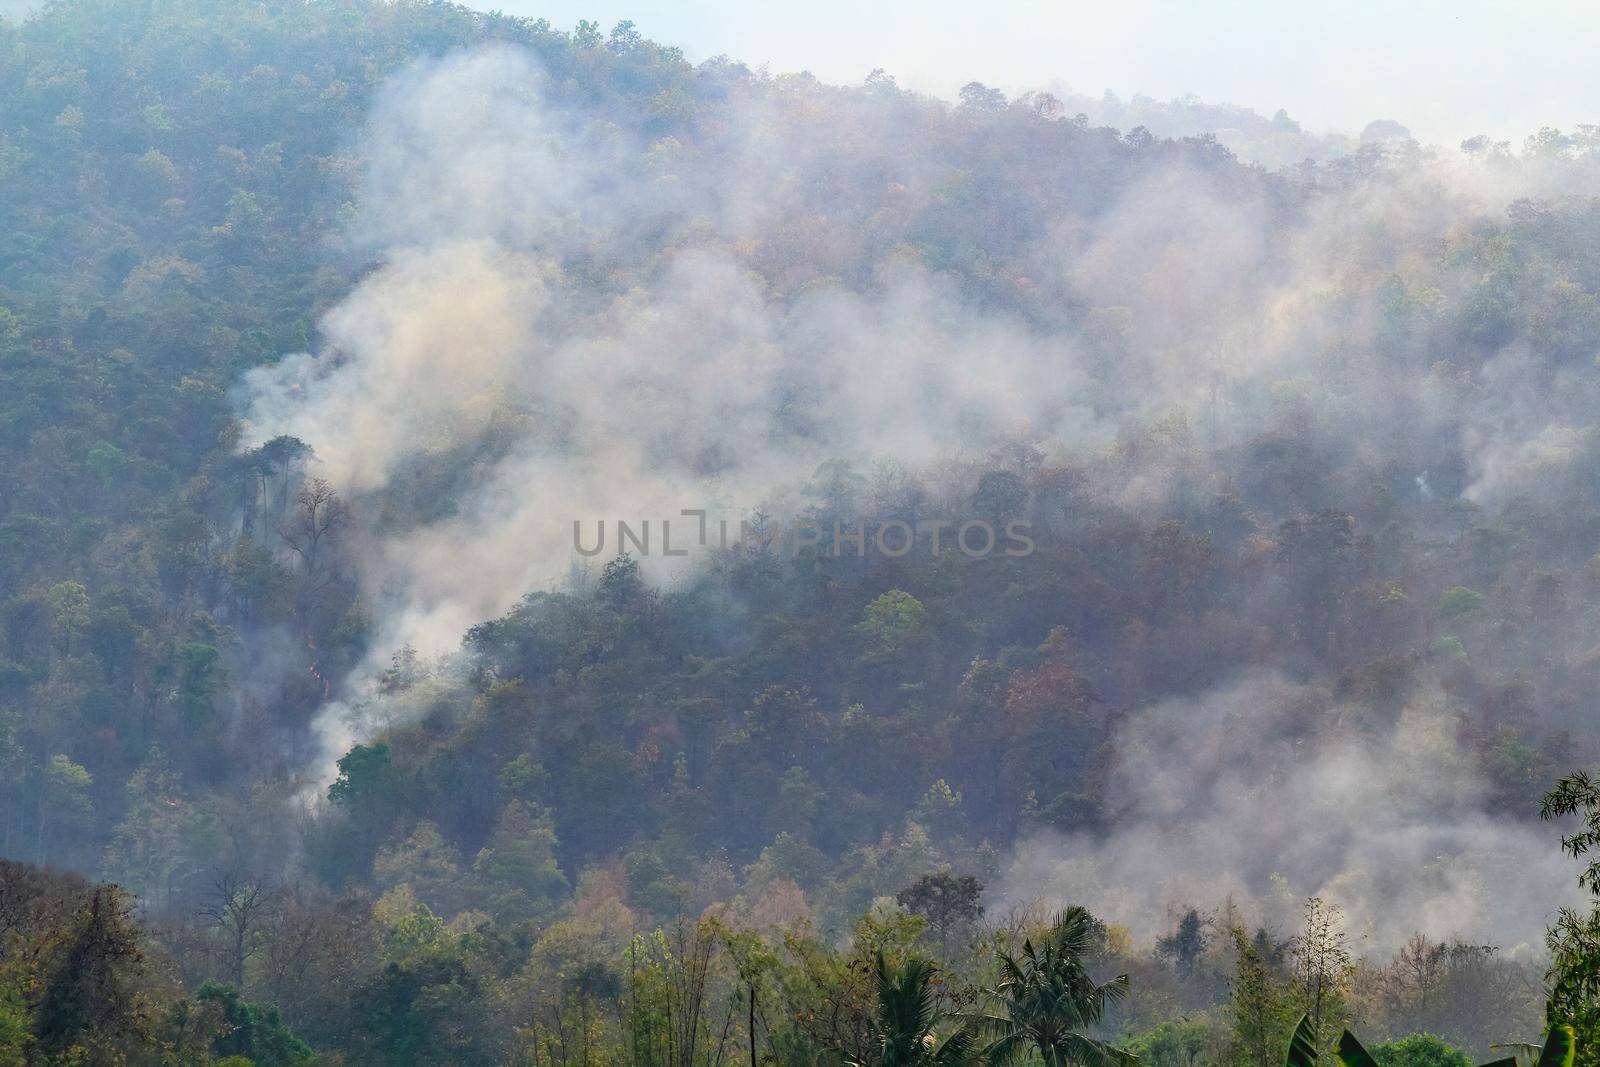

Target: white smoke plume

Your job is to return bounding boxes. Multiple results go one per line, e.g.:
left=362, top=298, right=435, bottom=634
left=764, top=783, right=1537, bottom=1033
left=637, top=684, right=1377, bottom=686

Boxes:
left=238, top=51, right=1539, bottom=656
left=996, top=673, right=1585, bottom=953
left=238, top=48, right=1104, bottom=665
left=236, top=46, right=1600, bottom=943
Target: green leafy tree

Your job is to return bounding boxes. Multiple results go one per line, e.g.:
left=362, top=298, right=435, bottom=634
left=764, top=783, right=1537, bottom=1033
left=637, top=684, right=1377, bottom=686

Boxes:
left=1158, top=908, right=1211, bottom=978
left=856, top=591, right=927, bottom=663
left=32, top=888, right=151, bottom=1064
left=35, top=754, right=91, bottom=866
left=0, top=709, right=23, bottom=858
left=197, top=981, right=314, bottom=1067
left=329, top=743, right=397, bottom=809
left=1437, top=587, right=1485, bottom=618
left=373, top=821, right=464, bottom=914
left=895, top=873, right=984, bottom=959
left=1231, top=926, right=1291, bottom=1067
left=0, top=967, right=27, bottom=1067
left=972, top=907, right=1135, bottom=1067
left=175, top=641, right=226, bottom=729
left=1369, top=1033, right=1472, bottom=1067
left=101, top=752, right=192, bottom=908
left=1127, top=1019, right=1216, bottom=1067
left=1542, top=771, right=1600, bottom=1065
left=469, top=800, right=569, bottom=921
left=45, top=581, right=89, bottom=657
left=850, top=950, right=979, bottom=1067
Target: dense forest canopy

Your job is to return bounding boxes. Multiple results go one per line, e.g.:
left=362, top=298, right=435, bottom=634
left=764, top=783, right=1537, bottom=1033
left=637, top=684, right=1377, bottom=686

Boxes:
left=5, top=1, right=1600, bottom=1063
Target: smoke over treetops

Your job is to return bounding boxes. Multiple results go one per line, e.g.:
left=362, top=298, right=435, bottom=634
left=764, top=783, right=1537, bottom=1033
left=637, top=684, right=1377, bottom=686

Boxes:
left=27, top=6, right=1600, bottom=1060
left=228, top=45, right=1600, bottom=949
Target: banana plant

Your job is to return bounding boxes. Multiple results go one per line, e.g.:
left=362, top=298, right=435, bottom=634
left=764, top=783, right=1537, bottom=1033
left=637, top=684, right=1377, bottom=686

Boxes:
left=1285, top=1014, right=1319, bottom=1067
left=1297, top=1018, right=1577, bottom=1067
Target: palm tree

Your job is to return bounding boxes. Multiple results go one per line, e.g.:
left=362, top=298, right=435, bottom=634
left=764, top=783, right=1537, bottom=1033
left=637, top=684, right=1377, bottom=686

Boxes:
left=853, top=949, right=981, bottom=1067
left=972, top=907, right=1137, bottom=1067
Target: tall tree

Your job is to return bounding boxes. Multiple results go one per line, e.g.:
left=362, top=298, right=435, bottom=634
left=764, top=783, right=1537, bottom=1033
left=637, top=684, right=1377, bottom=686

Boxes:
left=896, top=873, right=984, bottom=959
left=1157, top=908, right=1210, bottom=979
left=1228, top=926, right=1288, bottom=1067
left=973, top=907, right=1134, bottom=1067
left=201, top=869, right=273, bottom=990
left=1543, top=770, right=1600, bottom=1066
left=33, top=888, right=152, bottom=1064
left=1292, top=898, right=1352, bottom=1053
left=852, top=950, right=978, bottom=1067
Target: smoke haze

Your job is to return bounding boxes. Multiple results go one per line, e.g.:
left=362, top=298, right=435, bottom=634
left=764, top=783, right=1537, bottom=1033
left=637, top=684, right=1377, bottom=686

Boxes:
left=236, top=46, right=1600, bottom=947
left=997, top=673, right=1581, bottom=953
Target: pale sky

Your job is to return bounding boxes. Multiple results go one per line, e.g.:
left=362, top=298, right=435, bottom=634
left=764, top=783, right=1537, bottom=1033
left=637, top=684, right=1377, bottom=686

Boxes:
left=480, top=0, right=1599, bottom=146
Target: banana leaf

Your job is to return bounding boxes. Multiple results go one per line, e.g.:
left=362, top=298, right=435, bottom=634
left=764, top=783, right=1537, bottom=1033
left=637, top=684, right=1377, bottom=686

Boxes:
left=1336, top=1030, right=1380, bottom=1067
left=1536, top=1026, right=1576, bottom=1067
left=1286, top=1014, right=1319, bottom=1067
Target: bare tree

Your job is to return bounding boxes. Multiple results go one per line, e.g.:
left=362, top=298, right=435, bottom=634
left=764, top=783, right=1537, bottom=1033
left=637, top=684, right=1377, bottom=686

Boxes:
left=1291, top=897, right=1352, bottom=1050
left=663, top=920, right=718, bottom=1067
left=277, top=478, right=349, bottom=577
left=259, top=884, right=380, bottom=1037
left=200, top=868, right=274, bottom=989
left=1383, top=932, right=1448, bottom=1022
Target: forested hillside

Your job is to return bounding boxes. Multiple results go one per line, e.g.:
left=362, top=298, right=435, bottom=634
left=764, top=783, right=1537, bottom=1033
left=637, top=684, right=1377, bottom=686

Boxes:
left=5, top=1, right=1600, bottom=1064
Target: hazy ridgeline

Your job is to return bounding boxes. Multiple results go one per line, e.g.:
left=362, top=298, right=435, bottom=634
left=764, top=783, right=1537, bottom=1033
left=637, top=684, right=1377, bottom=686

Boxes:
left=3, top=1, right=1600, bottom=1062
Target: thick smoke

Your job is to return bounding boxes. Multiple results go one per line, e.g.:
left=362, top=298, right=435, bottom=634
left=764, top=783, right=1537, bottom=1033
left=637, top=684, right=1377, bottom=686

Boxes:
left=996, top=673, right=1584, bottom=953
left=238, top=47, right=1597, bottom=943
left=238, top=48, right=1100, bottom=665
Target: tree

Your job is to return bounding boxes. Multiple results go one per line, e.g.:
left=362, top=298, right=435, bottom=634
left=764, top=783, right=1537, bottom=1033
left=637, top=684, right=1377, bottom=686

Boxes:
left=958, top=82, right=1007, bottom=113
left=348, top=951, right=482, bottom=1067
left=176, top=640, right=226, bottom=730
left=328, top=742, right=399, bottom=818
left=1370, top=1033, right=1471, bottom=1067
left=1157, top=908, right=1210, bottom=979
left=0, top=970, right=26, bottom=1067
left=607, top=18, right=643, bottom=53
left=1437, top=587, right=1484, bottom=618
left=1387, top=934, right=1447, bottom=1009
left=743, top=687, right=827, bottom=768
left=201, top=870, right=274, bottom=989
left=855, top=591, right=926, bottom=663
left=35, top=755, right=92, bottom=866
left=852, top=950, right=978, bottom=1067
left=278, top=478, right=349, bottom=576
left=1543, top=770, right=1600, bottom=1064
left=197, top=980, right=314, bottom=1067
left=599, top=552, right=649, bottom=611
left=0, top=709, right=23, bottom=859
left=469, top=801, right=569, bottom=921
left=1230, top=926, right=1288, bottom=1067
left=256, top=885, right=380, bottom=1048
left=972, top=470, right=1029, bottom=524
left=1292, top=898, right=1352, bottom=1053
left=1127, top=1019, right=1215, bottom=1067
left=896, top=873, right=984, bottom=958
left=33, top=887, right=152, bottom=1064
left=373, top=822, right=464, bottom=915
left=238, top=436, right=311, bottom=539
left=45, top=581, right=89, bottom=657
left=973, top=907, right=1135, bottom=1067
left=101, top=752, right=192, bottom=909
